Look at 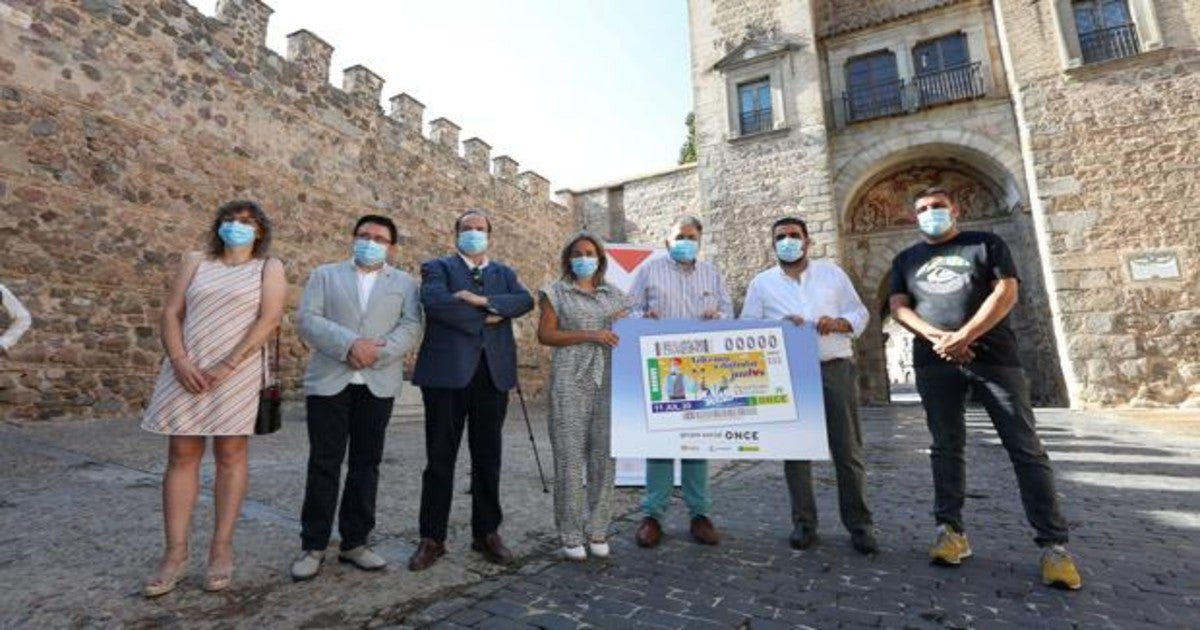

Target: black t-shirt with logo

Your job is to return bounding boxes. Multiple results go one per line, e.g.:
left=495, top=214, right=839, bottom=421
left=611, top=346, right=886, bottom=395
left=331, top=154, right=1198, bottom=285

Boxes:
left=889, top=231, right=1022, bottom=367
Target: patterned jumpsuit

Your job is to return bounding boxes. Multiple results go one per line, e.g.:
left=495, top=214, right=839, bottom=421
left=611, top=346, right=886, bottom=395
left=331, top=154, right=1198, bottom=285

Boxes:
left=540, top=280, right=630, bottom=547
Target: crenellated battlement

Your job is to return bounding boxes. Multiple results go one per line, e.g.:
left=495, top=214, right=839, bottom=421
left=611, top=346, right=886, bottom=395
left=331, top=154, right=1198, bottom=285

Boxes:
left=202, top=0, right=554, bottom=193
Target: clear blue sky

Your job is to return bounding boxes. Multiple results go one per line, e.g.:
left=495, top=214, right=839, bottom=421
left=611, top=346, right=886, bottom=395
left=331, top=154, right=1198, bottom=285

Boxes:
left=198, top=0, right=694, bottom=192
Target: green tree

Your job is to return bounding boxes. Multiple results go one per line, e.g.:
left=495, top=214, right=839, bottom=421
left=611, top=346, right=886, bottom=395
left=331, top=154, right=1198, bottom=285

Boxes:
left=678, top=112, right=697, bottom=165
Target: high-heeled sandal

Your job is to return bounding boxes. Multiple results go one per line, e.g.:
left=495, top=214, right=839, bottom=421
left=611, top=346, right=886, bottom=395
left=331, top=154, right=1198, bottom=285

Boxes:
left=204, top=544, right=234, bottom=592
left=203, top=568, right=232, bottom=592
left=143, top=557, right=189, bottom=598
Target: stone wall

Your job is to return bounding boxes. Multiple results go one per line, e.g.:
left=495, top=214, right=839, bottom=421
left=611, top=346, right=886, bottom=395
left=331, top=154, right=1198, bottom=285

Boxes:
left=995, top=0, right=1200, bottom=407
left=818, top=0, right=968, bottom=37
left=690, top=0, right=840, bottom=299
left=0, top=0, right=571, bottom=420
left=561, top=164, right=699, bottom=246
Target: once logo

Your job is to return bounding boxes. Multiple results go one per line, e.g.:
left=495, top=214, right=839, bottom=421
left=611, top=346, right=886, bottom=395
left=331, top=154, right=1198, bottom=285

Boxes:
left=724, top=430, right=759, bottom=441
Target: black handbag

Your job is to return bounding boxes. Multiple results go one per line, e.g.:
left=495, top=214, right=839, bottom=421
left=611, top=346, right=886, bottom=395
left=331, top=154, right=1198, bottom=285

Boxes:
left=255, top=260, right=282, bottom=435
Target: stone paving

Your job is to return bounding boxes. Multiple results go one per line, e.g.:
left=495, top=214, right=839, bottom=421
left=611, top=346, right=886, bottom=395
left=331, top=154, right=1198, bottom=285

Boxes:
left=1, top=403, right=1198, bottom=628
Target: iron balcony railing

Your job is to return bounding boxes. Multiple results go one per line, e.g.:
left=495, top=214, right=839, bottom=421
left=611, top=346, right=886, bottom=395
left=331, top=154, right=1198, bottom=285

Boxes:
left=739, top=108, right=773, bottom=135
left=1079, top=23, right=1140, bottom=64
left=914, top=61, right=986, bottom=108
left=843, top=78, right=906, bottom=123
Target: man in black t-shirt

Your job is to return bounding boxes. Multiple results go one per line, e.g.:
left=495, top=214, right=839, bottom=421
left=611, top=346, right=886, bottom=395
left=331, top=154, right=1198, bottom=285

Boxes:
left=889, top=187, right=1081, bottom=591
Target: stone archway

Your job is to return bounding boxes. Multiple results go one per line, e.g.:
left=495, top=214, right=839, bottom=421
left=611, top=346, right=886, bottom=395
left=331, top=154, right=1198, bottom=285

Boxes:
left=837, top=144, right=1068, bottom=406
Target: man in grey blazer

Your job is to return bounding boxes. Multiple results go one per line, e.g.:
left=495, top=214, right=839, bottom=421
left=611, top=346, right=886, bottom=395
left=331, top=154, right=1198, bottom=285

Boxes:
left=291, top=215, right=423, bottom=580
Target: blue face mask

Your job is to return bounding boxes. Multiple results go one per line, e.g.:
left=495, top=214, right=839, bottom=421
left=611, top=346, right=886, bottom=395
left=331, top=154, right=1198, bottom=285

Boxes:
left=668, top=238, right=699, bottom=263
left=570, top=256, right=599, bottom=279
left=774, top=237, right=805, bottom=263
left=218, top=221, right=256, bottom=248
left=918, top=208, right=954, bottom=238
left=353, top=239, right=388, bottom=267
left=458, top=229, right=489, bottom=255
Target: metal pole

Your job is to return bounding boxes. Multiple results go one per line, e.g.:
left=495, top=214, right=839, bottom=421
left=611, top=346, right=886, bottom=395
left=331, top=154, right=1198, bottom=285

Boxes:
left=516, top=383, right=550, bottom=494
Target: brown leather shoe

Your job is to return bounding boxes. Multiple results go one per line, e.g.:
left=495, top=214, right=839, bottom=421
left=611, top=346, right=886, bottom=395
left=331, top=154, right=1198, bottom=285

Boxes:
left=635, top=517, right=663, bottom=548
left=690, top=516, right=721, bottom=545
left=471, top=532, right=514, bottom=565
left=407, top=538, right=446, bottom=572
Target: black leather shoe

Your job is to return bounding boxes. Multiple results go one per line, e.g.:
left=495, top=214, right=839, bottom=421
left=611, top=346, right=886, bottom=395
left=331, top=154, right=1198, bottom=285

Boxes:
left=407, top=538, right=446, bottom=572
left=790, top=525, right=818, bottom=550
left=851, top=529, right=879, bottom=555
left=471, top=532, right=514, bottom=565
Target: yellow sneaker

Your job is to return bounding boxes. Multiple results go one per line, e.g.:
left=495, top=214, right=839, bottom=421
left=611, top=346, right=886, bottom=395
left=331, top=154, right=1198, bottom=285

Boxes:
left=929, top=525, right=972, bottom=565
left=1041, top=545, right=1082, bottom=590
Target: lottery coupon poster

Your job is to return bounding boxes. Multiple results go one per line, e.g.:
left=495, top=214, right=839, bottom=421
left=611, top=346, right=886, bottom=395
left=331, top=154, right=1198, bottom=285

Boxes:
left=611, top=317, right=830, bottom=461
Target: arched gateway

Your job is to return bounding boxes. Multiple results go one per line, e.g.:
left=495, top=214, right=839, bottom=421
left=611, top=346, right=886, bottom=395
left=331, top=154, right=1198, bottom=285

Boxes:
left=835, top=143, right=1068, bottom=406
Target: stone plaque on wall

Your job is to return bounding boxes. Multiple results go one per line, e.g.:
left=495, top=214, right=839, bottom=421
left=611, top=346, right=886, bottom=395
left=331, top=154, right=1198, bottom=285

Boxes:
left=1128, top=252, right=1182, bottom=281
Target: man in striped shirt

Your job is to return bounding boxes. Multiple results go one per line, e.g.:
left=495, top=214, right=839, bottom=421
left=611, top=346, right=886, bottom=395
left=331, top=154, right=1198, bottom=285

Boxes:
left=627, top=215, right=733, bottom=548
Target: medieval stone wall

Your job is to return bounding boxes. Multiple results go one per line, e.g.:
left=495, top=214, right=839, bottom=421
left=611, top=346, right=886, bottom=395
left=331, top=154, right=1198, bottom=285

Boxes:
left=995, top=0, right=1200, bottom=407
left=563, top=164, right=699, bottom=247
left=0, top=0, right=571, bottom=420
left=689, top=0, right=840, bottom=299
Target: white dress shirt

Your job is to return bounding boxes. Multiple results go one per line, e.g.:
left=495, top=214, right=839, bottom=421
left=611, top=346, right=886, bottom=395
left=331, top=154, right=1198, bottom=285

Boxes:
left=349, top=265, right=379, bottom=384
left=739, top=260, right=869, bottom=362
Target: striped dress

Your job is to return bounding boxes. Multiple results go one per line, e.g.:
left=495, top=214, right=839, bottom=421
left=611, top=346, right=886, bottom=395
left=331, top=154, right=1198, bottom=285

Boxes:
left=141, top=258, right=266, bottom=436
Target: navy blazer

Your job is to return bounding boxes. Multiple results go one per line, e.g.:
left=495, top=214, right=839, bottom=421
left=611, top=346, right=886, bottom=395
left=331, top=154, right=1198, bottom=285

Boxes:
left=412, top=254, right=534, bottom=391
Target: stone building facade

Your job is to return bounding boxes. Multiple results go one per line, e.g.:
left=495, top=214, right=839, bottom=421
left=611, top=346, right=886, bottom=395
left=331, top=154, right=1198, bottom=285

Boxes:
left=562, top=0, right=1199, bottom=408
left=0, top=0, right=570, bottom=420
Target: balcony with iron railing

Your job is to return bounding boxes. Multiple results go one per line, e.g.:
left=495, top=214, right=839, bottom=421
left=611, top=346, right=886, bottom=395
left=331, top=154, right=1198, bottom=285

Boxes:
left=913, top=61, right=985, bottom=108
left=842, top=61, right=987, bottom=125
left=843, top=78, right=906, bottom=124
left=1079, top=23, right=1140, bottom=64
left=739, top=108, right=774, bottom=136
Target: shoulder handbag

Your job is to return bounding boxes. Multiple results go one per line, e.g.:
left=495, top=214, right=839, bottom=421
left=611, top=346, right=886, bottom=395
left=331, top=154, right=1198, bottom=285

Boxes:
left=255, top=259, right=282, bottom=435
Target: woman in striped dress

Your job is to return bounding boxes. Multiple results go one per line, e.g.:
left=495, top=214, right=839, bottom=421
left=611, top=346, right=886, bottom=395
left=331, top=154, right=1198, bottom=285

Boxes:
left=537, top=232, right=630, bottom=561
left=141, top=200, right=285, bottom=597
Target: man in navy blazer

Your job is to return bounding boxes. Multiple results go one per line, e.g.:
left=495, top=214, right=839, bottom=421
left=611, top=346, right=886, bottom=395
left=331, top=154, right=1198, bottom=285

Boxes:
left=408, top=210, right=534, bottom=571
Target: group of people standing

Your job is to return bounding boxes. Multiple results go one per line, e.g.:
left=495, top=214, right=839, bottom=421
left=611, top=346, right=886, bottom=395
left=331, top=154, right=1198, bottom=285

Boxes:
left=139, top=186, right=1082, bottom=598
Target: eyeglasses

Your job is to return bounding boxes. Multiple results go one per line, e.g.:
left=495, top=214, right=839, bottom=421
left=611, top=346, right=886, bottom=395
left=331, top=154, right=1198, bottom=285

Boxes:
left=470, top=267, right=484, bottom=287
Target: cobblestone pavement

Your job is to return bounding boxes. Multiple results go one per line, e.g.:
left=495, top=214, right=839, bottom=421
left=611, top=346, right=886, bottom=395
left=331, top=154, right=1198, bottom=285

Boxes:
left=1, top=404, right=1197, bottom=628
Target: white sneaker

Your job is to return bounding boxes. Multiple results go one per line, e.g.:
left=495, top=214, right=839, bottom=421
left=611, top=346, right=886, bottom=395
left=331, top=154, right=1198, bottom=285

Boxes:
left=561, top=545, right=586, bottom=562
left=290, top=550, right=323, bottom=581
left=338, top=546, right=387, bottom=571
left=588, top=540, right=611, bottom=559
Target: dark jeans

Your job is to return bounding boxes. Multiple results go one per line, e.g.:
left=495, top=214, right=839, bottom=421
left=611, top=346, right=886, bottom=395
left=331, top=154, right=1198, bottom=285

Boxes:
left=300, top=384, right=394, bottom=551
left=418, top=360, right=508, bottom=541
left=785, top=359, right=873, bottom=534
left=916, top=362, right=1069, bottom=546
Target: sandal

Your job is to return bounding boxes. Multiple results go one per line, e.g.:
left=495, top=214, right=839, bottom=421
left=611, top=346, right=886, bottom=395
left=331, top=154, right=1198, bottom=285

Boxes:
left=143, top=554, right=189, bottom=598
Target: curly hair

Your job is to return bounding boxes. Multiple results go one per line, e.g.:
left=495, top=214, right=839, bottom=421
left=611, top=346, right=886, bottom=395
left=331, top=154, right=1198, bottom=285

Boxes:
left=207, top=200, right=273, bottom=259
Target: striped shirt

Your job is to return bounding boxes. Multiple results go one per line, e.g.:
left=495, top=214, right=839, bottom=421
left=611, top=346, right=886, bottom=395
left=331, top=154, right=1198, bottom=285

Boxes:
left=627, top=256, right=734, bottom=320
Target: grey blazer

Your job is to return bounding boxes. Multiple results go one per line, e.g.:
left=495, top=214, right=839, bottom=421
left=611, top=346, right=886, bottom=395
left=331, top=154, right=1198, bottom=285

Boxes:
left=298, top=260, right=423, bottom=398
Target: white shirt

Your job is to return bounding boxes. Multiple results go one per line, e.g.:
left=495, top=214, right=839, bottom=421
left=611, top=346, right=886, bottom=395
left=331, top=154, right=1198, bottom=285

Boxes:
left=349, top=265, right=380, bottom=384
left=739, top=260, right=869, bottom=362
left=0, top=284, right=31, bottom=351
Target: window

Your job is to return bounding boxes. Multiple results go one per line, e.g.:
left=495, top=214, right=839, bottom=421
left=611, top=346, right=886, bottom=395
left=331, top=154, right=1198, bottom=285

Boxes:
left=737, top=79, right=772, bottom=136
left=843, top=51, right=903, bottom=123
left=1073, top=0, right=1139, bottom=63
left=912, top=33, right=984, bottom=107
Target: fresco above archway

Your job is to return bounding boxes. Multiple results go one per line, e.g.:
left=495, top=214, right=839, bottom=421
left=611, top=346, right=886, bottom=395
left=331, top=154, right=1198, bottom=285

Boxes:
left=848, top=165, right=1006, bottom=234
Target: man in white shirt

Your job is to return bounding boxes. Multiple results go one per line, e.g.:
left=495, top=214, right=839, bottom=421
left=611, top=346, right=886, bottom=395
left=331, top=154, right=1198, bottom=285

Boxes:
left=740, top=217, right=877, bottom=555
left=0, top=283, right=32, bottom=355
